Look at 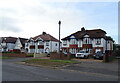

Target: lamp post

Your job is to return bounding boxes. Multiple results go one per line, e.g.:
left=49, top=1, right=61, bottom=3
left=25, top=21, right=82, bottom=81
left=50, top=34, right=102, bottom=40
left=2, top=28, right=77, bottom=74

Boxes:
left=58, top=20, right=61, bottom=53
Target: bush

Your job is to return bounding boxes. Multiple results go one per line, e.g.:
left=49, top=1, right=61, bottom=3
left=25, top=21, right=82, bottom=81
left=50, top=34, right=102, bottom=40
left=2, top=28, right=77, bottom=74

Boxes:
left=108, top=55, right=116, bottom=62
left=26, top=54, right=34, bottom=57
left=112, top=50, right=120, bottom=56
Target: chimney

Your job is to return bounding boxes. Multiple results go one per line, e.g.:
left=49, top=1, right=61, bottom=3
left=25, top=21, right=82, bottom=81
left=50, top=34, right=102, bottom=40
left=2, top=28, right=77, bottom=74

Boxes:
left=81, top=27, right=85, bottom=31
left=42, top=32, right=46, bottom=35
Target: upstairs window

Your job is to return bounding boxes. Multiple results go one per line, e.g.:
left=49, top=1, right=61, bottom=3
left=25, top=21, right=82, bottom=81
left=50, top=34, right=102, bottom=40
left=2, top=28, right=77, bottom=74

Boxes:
left=96, top=39, right=101, bottom=45
left=107, top=41, right=110, bottom=43
left=70, top=39, right=78, bottom=44
left=38, top=40, right=43, bottom=45
left=83, top=38, right=91, bottom=44
left=26, top=43, right=28, bottom=47
left=30, top=41, right=34, bottom=45
left=63, top=40, right=67, bottom=46
left=56, top=43, right=57, bottom=46
left=46, top=41, right=49, bottom=46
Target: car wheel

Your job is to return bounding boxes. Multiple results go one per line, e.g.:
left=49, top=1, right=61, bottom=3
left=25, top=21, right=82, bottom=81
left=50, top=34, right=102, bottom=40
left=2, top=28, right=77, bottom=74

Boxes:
left=84, top=56, right=87, bottom=59
left=86, top=56, right=89, bottom=59
left=94, top=57, right=96, bottom=59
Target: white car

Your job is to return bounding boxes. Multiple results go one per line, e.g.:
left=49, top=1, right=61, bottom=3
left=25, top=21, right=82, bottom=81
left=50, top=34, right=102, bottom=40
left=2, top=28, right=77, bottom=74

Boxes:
left=76, top=51, right=90, bottom=58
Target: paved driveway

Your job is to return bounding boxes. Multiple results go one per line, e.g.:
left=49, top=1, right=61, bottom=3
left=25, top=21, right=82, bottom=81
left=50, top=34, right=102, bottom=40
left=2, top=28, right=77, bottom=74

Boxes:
left=60, top=59, right=118, bottom=77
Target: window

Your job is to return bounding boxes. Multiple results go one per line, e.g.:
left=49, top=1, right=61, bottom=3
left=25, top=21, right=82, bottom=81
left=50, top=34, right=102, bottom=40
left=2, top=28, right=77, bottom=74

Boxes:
left=56, top=43, right=57, bottom=46
left=96, top=39, right=101, bottom=45
left=26, top=43, right=28, bottom=47
left=30, top=41, right=34, bottom=45
left=38, top=40, right=43, bottom=45
left=70, top=39, right=78, bottom=44
left=63, top=40, right=67, bottom=46
left=46, top=41, right=49, bottom=46
left=85, top=39, right=87, bottom=44
left=83, top=38, right=90, bottom=44
left=69, top=48, right=77, bottom=54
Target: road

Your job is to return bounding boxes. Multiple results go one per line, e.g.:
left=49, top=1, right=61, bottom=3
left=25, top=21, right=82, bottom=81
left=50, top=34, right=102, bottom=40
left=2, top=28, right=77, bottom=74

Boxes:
left=2, top=58, right=119, bottom=81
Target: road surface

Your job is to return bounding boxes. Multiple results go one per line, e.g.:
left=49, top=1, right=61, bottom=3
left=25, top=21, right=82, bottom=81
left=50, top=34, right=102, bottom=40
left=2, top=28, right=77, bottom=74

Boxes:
left=2, top=58, right=119, bottom=81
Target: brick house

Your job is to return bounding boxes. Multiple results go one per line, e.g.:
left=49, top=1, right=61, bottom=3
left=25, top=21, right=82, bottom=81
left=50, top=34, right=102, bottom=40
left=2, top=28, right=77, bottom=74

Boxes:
left=25, top=32, right=60, bottom=53
left=61, top=27, right=114, bottom=55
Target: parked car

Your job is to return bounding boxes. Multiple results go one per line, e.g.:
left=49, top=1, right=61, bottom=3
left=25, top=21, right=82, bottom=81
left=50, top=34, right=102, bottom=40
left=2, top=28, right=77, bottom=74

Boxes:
left=93, top=51, right=104, bottom=60
left=75, top=51, right=90, bottom=58
left=45, top=52, right=50, bottom=57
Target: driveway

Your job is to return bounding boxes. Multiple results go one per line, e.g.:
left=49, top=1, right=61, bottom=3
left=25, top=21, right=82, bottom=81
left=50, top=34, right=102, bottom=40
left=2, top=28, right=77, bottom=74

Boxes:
left=2, top=57, right=119, bottom=81
left=60, top=59, right=118, bottom=77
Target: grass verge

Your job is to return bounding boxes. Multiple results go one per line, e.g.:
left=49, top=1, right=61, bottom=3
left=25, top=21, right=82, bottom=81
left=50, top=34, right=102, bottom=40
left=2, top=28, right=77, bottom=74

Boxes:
left=0, top=56, right=14, bottom=59
left=23, top=59, right=78, bottom=67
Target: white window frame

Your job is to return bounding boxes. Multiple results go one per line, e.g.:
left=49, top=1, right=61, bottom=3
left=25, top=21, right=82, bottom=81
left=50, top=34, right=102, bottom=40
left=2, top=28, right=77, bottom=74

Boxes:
left=63, top=40, right=67, bottom=46
left=96, top=38, right=101, bottom=45
left=70, top=39, right=77, bottom=44
left=38, top=40, right=43, bottom=45
left=46, top=41, right=49, bottom=46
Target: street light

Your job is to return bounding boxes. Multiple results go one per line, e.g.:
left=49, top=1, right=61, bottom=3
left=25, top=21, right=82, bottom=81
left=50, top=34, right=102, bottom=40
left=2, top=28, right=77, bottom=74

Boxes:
left=58, top=20, right=61, bottom=53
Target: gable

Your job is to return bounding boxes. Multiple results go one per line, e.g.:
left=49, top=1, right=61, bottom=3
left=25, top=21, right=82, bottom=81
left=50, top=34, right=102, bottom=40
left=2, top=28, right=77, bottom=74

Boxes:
left=70, top=36, right=75, bottom=39
left=35, top=37, right=43, bottom=41
left=84, top=35, right=89, bottom=37
left=14, top=39, right=22, bottom=49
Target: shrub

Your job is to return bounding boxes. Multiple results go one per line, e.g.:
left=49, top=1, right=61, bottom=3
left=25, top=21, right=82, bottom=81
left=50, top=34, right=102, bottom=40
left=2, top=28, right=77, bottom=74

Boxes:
left=108, top=55, right=116, bottom=62
left=26, top=54, right=34, bottom=57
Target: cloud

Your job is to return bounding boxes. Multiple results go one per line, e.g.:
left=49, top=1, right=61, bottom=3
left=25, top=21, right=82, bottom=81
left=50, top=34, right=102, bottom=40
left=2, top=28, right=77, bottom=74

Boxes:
left=0, top=0, right=118, bottom=43
left=0, top=17, right=22, bottom=32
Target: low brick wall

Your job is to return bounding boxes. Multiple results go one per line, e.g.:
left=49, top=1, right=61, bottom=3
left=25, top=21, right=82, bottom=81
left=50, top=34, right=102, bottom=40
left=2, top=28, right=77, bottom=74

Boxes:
left=2, top=53, right=27, bottom=57
left=34, top=53, right=47, bottom=58
left=50, top=52, right=71, bottom=60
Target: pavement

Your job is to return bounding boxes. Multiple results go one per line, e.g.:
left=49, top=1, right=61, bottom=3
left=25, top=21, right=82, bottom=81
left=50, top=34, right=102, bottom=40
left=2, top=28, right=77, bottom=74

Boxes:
left=2, top=57, right=119, bottom=81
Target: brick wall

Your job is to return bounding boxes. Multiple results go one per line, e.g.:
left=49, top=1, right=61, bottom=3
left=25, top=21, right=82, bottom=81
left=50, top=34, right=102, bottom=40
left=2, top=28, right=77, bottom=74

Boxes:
left=50, top=52, right=71, bottom=60
left=2, top=53, right=27, bottom=57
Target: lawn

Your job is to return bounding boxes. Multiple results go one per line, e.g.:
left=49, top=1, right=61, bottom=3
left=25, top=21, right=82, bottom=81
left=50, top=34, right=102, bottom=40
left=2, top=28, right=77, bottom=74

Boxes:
left=23, top=59, right=79, bottom=67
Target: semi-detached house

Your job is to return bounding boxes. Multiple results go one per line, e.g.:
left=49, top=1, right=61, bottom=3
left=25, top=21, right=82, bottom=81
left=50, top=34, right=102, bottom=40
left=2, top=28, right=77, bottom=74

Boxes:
left=0, top=37, right=28, bottom=52
left=61, top=27, right=114, bottom=55
left=25, top=32, right=60, bottom=54
left=0, top=37, right=17, bottom=52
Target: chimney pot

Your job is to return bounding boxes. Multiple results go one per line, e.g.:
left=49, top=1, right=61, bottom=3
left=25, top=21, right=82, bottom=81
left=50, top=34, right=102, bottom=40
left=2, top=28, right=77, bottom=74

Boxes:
left=43, top=32, right=46, bottom=35
left=81, top=27, right=85, bottom=31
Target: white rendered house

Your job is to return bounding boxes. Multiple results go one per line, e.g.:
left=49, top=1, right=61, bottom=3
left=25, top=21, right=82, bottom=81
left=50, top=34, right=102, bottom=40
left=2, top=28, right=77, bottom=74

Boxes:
left=14, top=37, right=28, bottom=52
left=61, top=27, right=114, bottom=54
left=25, top=32, right=60, bottom=54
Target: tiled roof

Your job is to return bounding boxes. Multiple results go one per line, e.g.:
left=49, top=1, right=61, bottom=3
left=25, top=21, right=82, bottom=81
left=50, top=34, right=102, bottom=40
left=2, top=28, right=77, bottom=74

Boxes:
left=32, top=32, right=59, bottom=42
left=62, top=28, right=107, bottom=40
left=105, top=36, right=114, bottom=42
left=2, top=37, right=17, bottom=43
left=19, top=38, right=28, bottom=46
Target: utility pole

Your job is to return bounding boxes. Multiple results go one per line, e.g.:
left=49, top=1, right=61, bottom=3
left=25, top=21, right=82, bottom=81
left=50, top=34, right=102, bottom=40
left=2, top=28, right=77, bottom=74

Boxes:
left=58, top=20, right=61, bottom=53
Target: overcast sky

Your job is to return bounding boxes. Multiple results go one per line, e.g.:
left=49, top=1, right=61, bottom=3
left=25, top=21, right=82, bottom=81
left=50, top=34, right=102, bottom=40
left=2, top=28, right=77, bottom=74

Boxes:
left=0, top=0, right=118, bottom=43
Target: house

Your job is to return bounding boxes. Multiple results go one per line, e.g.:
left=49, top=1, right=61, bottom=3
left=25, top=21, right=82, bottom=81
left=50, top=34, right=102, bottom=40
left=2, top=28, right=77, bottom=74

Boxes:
left=61, top=27, right=114, bottom=55
left=0, top=37, right=28, bottom=52
left=14, top=37, right=28, bottom=52
left=0, top=37, right=17, bottom=52
left=25, top=32, right=60, bottom=53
